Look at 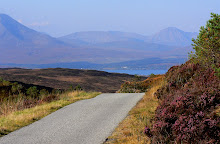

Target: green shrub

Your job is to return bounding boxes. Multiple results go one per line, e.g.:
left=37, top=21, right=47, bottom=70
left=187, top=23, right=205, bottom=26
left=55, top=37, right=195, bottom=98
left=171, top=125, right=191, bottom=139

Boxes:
left=149, top=73, right=156, bottom=78
left=26, top=86, right=39, bottom=98
left=39, top=89, right=49, bottom=96
left=74, top=84, right=83, bottom=91
left=11, top=82, right=23, bottom=94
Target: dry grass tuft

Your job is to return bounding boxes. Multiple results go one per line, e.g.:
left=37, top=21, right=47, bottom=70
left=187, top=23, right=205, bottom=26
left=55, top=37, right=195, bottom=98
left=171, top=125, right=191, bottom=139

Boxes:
left=105, top=75, right=165, bottom=144
left=216, top=107, right=220, bottom=117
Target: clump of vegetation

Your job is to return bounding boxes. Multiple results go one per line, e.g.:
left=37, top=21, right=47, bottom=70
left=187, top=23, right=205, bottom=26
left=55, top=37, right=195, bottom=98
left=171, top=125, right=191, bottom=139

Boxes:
left=149, top=73, right=156, bottom=78
left=69, top=84, right=83, bottom=91
left=0, top=79, right=60, bottom=116
left=145, top=13, right=220, bottom=143
left=118, top=81, right=149, bottom=93
left=118, top=74, right=163, bottom=93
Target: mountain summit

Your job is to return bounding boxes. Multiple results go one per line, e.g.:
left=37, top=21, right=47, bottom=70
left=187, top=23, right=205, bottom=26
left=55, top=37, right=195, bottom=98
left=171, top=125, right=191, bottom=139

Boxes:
left=148, top=27, right=198, bottom=46
left=0, top=14, right=74, bottom=64
left=0, top=14, right=32, bottom=40
left=0, top=14, right=54, bottom=42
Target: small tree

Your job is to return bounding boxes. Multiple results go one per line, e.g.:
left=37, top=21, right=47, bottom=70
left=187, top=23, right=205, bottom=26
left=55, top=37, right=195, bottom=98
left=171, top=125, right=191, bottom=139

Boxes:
left=69, top=84, right=74, bottom=91
left=26, top=86, right=39, bottom=98
left=191, top=13, right=220, bottom=76
left=11, top=82, right=23, bottom=94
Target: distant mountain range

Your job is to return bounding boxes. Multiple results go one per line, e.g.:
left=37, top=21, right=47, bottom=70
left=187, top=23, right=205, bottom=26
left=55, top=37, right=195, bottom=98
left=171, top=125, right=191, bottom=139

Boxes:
left=59, top=28, right=197, bottom=47
left=0, top=14, right=198, bottom=69
left=59, top=31, right=147, bottom=44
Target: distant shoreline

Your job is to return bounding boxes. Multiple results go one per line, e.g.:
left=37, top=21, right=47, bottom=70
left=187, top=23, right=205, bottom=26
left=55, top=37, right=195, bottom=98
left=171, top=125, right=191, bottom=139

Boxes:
left=104, top=69, right=167, bottom=76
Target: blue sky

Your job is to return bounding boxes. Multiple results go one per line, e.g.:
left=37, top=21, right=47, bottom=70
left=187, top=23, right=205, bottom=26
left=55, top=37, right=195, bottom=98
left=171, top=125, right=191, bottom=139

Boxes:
left=0, top=0, right=219, bottom=37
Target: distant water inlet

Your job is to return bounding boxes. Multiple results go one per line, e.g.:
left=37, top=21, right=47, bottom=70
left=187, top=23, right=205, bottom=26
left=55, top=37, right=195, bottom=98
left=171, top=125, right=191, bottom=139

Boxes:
left=104, top=69, right=168, bottom=76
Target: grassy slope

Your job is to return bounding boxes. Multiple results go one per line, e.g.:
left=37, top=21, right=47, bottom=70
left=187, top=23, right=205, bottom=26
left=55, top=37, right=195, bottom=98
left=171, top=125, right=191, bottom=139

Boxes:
left=0, top=91, right=100, bottom=137
left=105, top=75, right=165, bottom=144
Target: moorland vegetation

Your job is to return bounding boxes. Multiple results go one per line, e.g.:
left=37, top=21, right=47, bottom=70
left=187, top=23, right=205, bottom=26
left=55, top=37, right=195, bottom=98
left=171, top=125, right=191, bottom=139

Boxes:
left=145, top=13, right=220, bottom=143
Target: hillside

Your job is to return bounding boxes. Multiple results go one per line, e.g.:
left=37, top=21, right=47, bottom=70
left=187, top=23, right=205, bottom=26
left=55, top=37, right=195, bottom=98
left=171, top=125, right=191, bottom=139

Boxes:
left=0, top=14, right=73, bottom=64
left=0, top=68, right=146, bottom=93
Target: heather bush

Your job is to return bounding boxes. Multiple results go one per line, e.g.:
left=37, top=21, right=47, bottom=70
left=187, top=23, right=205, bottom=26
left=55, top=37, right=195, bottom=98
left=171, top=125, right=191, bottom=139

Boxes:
left=145, top=62, right=220, bottom=143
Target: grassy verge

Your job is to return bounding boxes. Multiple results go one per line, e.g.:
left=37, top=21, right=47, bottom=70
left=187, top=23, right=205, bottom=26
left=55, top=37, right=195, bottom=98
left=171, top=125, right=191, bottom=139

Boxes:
left=105, top=75, right=165, bottom=144
left=0, top=91, right=100, bottom=137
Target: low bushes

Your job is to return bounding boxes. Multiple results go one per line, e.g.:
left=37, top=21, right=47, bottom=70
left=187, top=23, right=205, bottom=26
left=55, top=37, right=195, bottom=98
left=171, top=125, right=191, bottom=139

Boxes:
left=0, top=79, right=61, bottom=116
left=146, top=63, right=220, bottom=143
left=118, top=75, right=164, bottom=93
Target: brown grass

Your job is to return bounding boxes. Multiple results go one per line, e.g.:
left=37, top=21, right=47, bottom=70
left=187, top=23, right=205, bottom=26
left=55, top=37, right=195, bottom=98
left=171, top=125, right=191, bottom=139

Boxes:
left=39, top=76, right=84, bottom=83
left=216, top=107, right=220, bottom=117
left=0, top=91, right=100, bottom=137
left=105, top=75, right=165, bottom=144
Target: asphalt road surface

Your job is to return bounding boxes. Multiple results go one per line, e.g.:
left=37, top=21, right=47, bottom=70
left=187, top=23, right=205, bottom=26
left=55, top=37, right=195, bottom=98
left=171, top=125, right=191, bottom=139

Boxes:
left=0, top=93, right=144, bottom=144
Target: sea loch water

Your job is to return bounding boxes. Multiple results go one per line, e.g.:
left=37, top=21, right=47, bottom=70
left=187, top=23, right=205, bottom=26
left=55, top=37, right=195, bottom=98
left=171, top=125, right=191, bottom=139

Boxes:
left=104, top=69, right=168, bottom=76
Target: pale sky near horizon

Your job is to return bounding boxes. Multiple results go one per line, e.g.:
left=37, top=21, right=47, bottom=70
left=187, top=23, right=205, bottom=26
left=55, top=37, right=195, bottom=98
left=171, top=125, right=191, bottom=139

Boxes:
left=0, top=0, right=219, bottom=37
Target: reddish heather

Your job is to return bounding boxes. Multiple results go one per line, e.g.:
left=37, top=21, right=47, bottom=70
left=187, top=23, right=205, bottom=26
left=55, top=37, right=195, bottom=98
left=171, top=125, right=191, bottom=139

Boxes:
left=145, top=62, right=220, bottom=143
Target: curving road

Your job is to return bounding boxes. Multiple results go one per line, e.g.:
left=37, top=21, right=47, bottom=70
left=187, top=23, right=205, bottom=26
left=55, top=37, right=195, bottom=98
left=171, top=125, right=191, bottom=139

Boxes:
left=0, top=93, right=144, bottom=144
